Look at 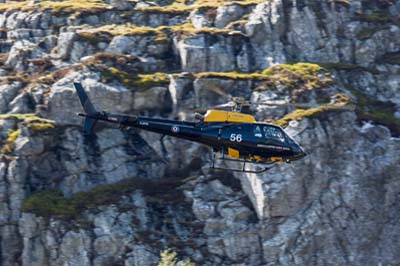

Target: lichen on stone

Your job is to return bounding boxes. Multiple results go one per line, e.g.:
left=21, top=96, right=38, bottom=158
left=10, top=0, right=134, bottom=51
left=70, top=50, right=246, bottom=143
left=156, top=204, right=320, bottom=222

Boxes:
left=0, top=128, right=21, bottom=154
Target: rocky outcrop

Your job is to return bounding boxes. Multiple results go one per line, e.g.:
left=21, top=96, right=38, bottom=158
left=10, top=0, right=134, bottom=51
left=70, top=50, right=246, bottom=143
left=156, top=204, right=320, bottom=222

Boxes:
left=240, top=112, right=400, bottom=265
left=0, top=0, right=399, bottom=265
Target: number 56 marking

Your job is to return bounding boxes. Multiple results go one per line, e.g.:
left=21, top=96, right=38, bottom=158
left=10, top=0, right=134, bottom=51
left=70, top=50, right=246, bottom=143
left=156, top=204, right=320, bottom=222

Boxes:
left=230, top=134, right=242, bottom=142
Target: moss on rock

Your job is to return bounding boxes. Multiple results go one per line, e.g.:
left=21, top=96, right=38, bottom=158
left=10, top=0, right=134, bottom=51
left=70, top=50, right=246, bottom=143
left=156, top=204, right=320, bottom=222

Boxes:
left=0, top=114, right=56, bottom=141
left=100, top=67, right=170, bottom=91
left=24, top=116, right=56, bottom=133
left=344, top=85, right=400, bottom=136
left=273, top=94, right=353, bottom=127
left=77, top=24, right=169, bottom=44
left=256, top=62, right=333, bottom=90
left=0, top=0, right=110, bottom=13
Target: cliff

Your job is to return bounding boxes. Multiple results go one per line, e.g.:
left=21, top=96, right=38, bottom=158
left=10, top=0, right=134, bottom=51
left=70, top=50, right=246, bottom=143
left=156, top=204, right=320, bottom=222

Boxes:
left=0, top=0, right=399, bottom=265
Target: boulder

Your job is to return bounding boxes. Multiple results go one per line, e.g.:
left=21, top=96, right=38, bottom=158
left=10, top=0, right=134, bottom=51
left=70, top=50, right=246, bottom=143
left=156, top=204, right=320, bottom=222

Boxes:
left=215, top=5, right=244, bottom=28
left=0, top=82, right=22, bottom=113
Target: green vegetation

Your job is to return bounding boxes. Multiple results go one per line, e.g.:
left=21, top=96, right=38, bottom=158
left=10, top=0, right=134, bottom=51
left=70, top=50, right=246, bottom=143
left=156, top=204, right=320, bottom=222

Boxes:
left=22, top=177, right=184, bottom=219
left=77, top=24, right=169, bottom=44
left=262, top=62, right=323, bottom=76
left=21, top=190, right=75, bottom=218
left=0, top=113, right=36, bottom=120
left=256, top=62, right=333, bottom=90
left=158, top=248, right=195, bottom=266
left=0, top=1, right=26, bottom=12
left=77, top=21, right=242, bottom=44
left=98, top=62, right=330, bottom=92
left=0, top=129, right=21, bottom=154
left=355, top=11, right=399, bottom=25
left=0, top=114, right=55, bottom=154
left=38, top=65, right=83, bottom=85
left=98, top=62, right=330, bottom=93
left=195, top=63, right=332, bottom=90
left=344, top=85, right=400, bottom=136
left=273, top=94, right=353, bottom=127
left=194, top=71, right=266, bottom=80
left=100, top=67, right=170, bottom=91
left=24, top=116, right=56, bottom=133
left=77, top=32, right=111, bottom=45
left=82, top=52, right=139, bottom=72
left=0, top=0, right=109, bottom=13
left=137, top=0, right=263, bottom=14
left=379, top=52, right=400, bottom=65
left=38, top=0, right=109, bottom=14
left=356, top=25, right=390, bottom=40
left=0, top=114, right=56, bottom=134
left=273, top=80, right=400, bottom=136
left=315, top=62, right=379, bottom=74
left=0, top=0, right=261, bottom=17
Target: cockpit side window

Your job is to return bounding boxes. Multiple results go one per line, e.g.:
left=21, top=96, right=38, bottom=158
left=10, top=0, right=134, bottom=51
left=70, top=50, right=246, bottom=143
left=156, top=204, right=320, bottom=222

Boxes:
left=263, top=126, right=286, bottom=142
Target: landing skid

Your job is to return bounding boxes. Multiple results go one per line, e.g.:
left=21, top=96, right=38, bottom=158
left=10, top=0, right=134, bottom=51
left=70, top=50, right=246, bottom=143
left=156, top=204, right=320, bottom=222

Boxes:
left=210, top=151, right=277, bottom=173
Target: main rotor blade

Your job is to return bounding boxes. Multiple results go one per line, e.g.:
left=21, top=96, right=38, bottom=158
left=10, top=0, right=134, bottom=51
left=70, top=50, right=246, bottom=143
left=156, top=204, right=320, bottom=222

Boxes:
left=256, top=101, right=318, bottom=108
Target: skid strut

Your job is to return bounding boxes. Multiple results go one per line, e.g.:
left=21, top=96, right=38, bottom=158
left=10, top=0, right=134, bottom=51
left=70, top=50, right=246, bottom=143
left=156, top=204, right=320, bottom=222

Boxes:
left=210, top=150, right=277, bottom=174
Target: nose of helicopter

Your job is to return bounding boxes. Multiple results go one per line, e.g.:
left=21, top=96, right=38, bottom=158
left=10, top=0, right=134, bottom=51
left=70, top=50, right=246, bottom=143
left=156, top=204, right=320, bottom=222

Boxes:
left=293, top=145, right=307, bottom=159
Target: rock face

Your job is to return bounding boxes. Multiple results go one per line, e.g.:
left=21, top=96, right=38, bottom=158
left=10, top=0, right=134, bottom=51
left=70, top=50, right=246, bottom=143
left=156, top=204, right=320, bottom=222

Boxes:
left=0, top=0, right=399, bottom=265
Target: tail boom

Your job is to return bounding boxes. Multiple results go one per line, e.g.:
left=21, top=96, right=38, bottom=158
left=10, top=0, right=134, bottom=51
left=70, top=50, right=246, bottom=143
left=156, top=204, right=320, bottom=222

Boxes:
left=74, top=82, right=139, bottom=135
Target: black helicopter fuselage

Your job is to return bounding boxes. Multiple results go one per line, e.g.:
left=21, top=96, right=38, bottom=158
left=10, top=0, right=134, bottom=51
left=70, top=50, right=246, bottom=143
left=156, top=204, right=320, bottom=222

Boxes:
left=79, top=111, right=306, bottom=163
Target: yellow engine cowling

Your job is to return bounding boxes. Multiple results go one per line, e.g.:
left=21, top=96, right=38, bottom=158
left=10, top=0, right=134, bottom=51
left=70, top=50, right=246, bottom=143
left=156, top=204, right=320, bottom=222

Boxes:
left=228, top=147, right=240, bottom=158
left=203, top=110, right=256, bottom=123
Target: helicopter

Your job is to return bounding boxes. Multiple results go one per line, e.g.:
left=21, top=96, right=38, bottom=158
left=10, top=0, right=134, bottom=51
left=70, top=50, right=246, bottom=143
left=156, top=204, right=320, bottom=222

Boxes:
left=74, top=82, right=306, bottom=173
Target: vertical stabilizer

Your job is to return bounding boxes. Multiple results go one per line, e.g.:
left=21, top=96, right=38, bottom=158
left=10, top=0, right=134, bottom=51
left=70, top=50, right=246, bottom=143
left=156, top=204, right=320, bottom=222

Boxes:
left=74, top=82, right=97, bottom=135
left=74, top=82, right=97, bottom=115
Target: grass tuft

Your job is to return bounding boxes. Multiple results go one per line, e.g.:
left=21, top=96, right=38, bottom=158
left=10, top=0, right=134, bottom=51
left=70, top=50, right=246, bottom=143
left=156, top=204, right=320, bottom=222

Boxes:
left=24, top=116, right=56, bottom=133
left=77, top=21, right=245, bottom=44
left=273, top=94, right=353, bottom=127
left=344, top=85, right=400, bottom=136
left=256, top=62, right=333, bottom=90
left=0, top=113, right=56, bottom=135
left=0, top=0, right=110, bottom=13
left=22, top=177, right=184, bottom=219
left=39, top=0, right=109, bottom=14
left=100, top=67, right=170, bottom=91
left=77, top=24, right=169, bottom=43
left=136, top=0, right=263, bottom=14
